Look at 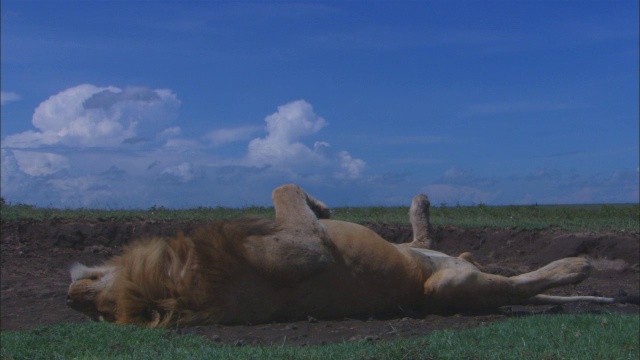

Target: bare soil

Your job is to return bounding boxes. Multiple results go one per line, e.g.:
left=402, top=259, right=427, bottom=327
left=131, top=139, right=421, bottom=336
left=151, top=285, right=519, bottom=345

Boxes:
left=1, top=219, right=638, bottom=346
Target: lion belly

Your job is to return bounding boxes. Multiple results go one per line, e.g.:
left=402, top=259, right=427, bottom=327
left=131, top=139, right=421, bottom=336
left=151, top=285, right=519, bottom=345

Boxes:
left=218, top=220, right=432, bottom=323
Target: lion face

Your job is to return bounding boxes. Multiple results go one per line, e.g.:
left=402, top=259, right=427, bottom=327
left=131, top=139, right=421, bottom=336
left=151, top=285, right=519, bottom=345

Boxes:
left=67, top=263, right=117, bottom=322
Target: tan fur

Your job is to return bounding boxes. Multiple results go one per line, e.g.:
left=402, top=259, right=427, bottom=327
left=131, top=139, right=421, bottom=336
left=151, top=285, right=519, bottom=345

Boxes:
left=67, top=184, right=617, bottom=328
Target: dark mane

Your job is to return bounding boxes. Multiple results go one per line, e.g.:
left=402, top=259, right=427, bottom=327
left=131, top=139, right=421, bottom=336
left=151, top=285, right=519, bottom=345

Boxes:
left=110, top=217, right=280, bottom=327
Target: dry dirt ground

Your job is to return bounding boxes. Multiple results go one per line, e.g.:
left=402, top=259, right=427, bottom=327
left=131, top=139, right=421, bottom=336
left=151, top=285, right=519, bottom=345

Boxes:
left=1, top=219, right=638, bottom=346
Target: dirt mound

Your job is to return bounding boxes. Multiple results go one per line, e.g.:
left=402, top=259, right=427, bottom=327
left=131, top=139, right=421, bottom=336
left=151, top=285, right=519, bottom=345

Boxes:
left=2, top=219, right=638, bottom=346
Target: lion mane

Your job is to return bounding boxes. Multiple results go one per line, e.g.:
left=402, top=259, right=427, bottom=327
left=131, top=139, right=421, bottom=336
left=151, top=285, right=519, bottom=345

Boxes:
left=73, top=218, right=277, bottom=327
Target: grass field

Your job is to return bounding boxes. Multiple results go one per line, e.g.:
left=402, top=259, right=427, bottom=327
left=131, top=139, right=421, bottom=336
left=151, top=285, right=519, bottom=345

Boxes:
left=1, top=313, right=637, bottom=359
left=1, top=201, right=639, bottom=232
left=1, top=201, right=638, bottom=359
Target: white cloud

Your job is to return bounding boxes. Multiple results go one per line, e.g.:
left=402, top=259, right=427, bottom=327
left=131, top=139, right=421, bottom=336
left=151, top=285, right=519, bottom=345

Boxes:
left=3, top=84, right=181, bottom=148
left=247, top=100, right=328, bottom=166
left=159, top=162, right=197, bottom=183
left=206, top=125, right=261, bottom=146
left=1, top=91, right=22, bottom=105
left=265, top=100, right=327, bottom=139
left=160, top=126, right=181, bottom=139
left=47, top=176, right=93, bottom=193
left=163, top=138, right=202, bottom=151
left=337, top=151, right=366, bottom=179
left=1, top=89, right=369, bottom=208
left=11, top=150, right=70, bottom=176
left=1, top=149, right=33, bottom=200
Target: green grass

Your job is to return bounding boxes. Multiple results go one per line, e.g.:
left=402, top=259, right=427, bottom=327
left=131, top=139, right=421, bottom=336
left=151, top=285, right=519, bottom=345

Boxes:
left=427, top=313, right=639, bottom=359
left=0, top=203, right=275, bottom=223
left=333, top=203, right=640, bottom=231
left=1, top=313, right=637, bottom=359
left=3, top=201, right=637, bottom=232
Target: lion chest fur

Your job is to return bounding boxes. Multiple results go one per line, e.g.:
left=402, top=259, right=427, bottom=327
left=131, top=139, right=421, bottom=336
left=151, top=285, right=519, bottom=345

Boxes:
left=80, top=218, right=437, bottom=327
left=225, top=219, right=433, bottom=323
left=193, top=219, right=432, bottom=324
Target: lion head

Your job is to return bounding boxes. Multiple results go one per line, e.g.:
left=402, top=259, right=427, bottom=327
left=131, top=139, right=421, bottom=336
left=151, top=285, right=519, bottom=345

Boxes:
left=66, top=263, right=117, bottom=322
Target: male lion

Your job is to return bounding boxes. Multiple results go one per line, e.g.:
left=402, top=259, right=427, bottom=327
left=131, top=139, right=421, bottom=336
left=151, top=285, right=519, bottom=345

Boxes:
left=67, top=184, right=622, bottom=327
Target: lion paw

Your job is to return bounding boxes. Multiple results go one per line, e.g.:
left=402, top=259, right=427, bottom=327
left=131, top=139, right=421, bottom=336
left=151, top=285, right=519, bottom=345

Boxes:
left=544, top=257, right=591, bottom=285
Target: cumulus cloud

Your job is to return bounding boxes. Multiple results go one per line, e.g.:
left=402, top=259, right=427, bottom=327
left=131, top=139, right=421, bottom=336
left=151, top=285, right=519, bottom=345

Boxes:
left=1, top=149, right=37, bottom=202
left=337, top=151, right=366, bottom=179
left=1, top=88, right=369, bottom=208
left=206, top=126, right=262, bottom=146
left=3, top=84, right=181, bottom=148
left=11, top=150, right=70, bottom=176
left=158, top=162, right=198, bottom=183
left=160, top=127, right=181, bottom=139
left=1, top=91, right=22, bottom=105
left=247, top=100, right=329, bottom=166
left=163, top=138, right=202, bottom=151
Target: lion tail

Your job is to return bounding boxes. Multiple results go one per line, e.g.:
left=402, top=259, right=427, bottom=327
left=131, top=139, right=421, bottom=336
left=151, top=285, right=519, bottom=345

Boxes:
left=524, top=292, right=639, bottom=305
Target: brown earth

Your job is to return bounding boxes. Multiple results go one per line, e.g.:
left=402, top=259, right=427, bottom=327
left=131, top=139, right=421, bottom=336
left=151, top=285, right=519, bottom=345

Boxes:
left=1, top=219, right=638, bottom=346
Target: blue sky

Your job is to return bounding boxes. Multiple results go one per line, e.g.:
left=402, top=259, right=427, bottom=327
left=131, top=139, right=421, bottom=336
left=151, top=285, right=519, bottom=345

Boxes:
left=1, top=1, right=638, bottom=208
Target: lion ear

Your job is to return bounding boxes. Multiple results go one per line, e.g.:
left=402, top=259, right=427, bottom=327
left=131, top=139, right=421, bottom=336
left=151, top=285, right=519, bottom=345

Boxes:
left=70, top=263, right=115, bottom=282
left=70, top=262, right=92, bottom=282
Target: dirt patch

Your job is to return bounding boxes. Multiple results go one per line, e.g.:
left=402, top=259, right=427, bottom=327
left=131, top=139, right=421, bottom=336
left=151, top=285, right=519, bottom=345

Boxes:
left=1, top=220, right=638, bottom=346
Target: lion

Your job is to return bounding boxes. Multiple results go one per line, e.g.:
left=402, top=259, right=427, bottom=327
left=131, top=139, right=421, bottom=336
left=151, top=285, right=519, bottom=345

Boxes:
left=67, top=184, right=626, bottom=327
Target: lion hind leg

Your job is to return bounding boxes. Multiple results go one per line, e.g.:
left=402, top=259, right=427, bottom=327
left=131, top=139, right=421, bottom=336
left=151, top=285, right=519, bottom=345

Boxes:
left=509, top=257, right=591, bottom=295
left=272, top=184, right=330, bottom=229
left=423, top=269, right=524, bottom=312
left=243, top=184, right=334, bottom=282
left=407, top=194, right=433, bottom=249
left=305, top=192, right=331, bottom=219
left=423, top=258, right=595, bottom=313
left=458, top=252, right=484, bottom=271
